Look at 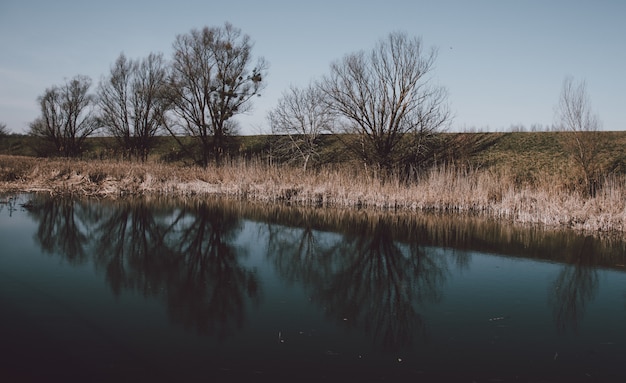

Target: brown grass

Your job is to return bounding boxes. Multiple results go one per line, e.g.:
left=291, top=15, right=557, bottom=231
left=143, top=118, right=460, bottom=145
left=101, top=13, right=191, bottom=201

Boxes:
left=2, top=154, right=626, bottom=233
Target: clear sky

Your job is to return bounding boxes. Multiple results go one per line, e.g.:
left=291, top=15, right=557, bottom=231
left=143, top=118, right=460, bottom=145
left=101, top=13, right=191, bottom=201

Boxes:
left=1, top=0, right=624, bottom=135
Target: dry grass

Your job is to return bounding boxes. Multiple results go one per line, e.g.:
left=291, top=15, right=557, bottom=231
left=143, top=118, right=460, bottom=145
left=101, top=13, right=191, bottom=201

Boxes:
left=2, top=154, right=626, bottom=233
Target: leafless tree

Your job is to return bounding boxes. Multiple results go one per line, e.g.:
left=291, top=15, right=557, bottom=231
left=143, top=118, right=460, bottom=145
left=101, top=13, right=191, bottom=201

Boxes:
left=321, top=32, right=450, bottom=173
left=0, top=122, right=8, bottom=150
left=555, top=76, right=602, bottom=196
left=97, top=52, right=168, bottom=161
left=29, top=75, right=98, bottom=157
left=267, top=83, right=334, bottom=171
left=165, top=23, right=268, bottom=167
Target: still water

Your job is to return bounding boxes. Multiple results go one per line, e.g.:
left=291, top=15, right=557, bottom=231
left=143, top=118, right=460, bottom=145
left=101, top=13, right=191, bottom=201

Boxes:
left=1, top=193, right=625, bottom=382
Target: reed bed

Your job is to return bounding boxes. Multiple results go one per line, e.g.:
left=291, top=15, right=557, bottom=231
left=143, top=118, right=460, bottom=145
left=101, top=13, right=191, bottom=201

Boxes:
left=2, top=154, right=626, bottom=233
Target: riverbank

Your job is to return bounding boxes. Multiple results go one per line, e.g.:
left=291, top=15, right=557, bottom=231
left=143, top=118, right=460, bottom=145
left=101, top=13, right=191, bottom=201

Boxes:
left=1, top=154, right=626, bottom=233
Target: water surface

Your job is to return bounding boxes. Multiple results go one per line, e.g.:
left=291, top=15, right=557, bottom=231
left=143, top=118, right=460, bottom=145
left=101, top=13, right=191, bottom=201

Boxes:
left=1, top=194, right=625, bottom=382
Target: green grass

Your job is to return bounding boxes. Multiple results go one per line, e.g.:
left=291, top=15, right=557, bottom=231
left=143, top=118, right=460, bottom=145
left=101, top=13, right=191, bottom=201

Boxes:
left=4, top=130, right=626, bottom=186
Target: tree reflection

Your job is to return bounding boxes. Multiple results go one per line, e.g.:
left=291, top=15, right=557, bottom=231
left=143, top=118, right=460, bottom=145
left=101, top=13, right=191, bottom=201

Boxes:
left=26, top=195, right=90, bottom=264
left=267, top=213, right=448, bottom=350
left=322, top=217, right=446, bottom=349
left=93, top=201, right=171, bottom=296
left=0, top=195, right=19, bottom=217
left=22, top=193, right=626, bottom=347
left=265, top=219, right=340, bottom=288
left=549, top=236, right=599, bottom=332
left=26, top=195, right=259, bottom=339
left=162, top=203, right=259, bottom=338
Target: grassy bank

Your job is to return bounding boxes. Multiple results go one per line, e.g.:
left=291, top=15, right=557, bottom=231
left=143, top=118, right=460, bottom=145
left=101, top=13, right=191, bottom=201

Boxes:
left=2, top=154, right=626, bottom=233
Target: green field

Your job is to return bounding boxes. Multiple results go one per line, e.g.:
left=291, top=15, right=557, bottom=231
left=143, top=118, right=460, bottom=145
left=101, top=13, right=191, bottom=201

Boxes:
left=3, top=131, right=625, bottom=182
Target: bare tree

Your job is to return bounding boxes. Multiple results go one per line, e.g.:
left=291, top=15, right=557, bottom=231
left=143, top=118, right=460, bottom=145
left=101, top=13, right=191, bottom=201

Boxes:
left=97, top=52, right=168, bottom=161
left=29, top=75, right=98, bottom=157
left=321, top=32, right=450, bottom=173
left=267, top=83, right=334, bottom=171
left=555, top=76, right=602, bottom=196
left=0, top=122, right=8, bottom=150
left=166, top=23, right=268, bottom=167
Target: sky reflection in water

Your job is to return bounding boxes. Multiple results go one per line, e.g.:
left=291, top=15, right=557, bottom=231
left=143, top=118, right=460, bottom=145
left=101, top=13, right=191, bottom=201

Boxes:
left=1, top=194, right=625, bottom=382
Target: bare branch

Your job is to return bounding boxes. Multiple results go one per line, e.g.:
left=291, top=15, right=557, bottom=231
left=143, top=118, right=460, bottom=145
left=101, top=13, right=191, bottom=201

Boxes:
left=29, top=75, right=97, bottom=157
left=555, top=76, right=603, bottom=196
left=267, top=83, right=334, bottom=171
left=321, top=32, right=450, bottom=171
left=0, top=122, right=8, bottom=137
left=166, top=23, right=268, bottom=167
left=97, top=52, right=168, bottom=161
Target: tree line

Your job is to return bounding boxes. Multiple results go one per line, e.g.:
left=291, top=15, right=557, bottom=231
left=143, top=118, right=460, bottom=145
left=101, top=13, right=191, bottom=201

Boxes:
left=27, top=23, right=267, bottom=167
left=20, top=22, right=601, bottom=188
left=23, top=23, right=452, bottom=172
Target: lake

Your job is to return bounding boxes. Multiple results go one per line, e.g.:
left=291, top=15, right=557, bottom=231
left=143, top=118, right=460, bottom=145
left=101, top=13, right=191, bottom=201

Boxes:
left=1, top=193, right=625, bottom=382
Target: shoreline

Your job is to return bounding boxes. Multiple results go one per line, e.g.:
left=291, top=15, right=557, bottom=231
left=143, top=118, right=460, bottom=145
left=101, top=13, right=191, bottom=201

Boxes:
left=1, top=154, right=625, bottom=235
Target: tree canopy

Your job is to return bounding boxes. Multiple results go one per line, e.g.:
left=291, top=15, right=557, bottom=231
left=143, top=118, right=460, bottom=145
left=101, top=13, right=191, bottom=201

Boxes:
left=97, top=52, right=168, bottom=161
left=29, top=75, right=97, bottom=157
left=165, top=22, right=268, bottom=167
left=322, top=32, right=450, bottom=172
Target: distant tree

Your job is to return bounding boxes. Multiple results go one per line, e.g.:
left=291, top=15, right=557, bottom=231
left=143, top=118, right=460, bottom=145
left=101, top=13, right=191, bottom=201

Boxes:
left=555, top=76, right=602, bottom=196
left=165, top=22, right=268, bottom=167
left=97, top=52, right=168, bottom=161
left=29, top=75, right=98, bottom=157
left=0, top=122, right=8, bottom=150
left=321, top=32, right=450, bottom=174
left=530, top=123, right=544, bottom=132
left=267, top=83, right=334, bottom=171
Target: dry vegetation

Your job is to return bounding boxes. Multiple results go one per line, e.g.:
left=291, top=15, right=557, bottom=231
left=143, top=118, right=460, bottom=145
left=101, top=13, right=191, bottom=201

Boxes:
left=2, top=149, right=626, bottom=233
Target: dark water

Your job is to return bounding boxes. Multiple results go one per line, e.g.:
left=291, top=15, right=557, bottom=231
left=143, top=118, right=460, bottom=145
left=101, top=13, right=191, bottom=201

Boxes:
left=1, top=194, right=625, bottom=382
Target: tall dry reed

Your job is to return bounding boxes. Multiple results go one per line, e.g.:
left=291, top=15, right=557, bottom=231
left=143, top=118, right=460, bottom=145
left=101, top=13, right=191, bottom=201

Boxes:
left=1, top=154, right=625, bottom=232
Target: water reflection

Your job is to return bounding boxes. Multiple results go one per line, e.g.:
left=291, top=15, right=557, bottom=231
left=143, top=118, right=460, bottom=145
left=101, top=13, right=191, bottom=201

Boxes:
left=27, top=196, right=91, bottom=264
left=18, top=194, right=626, bottom=346
left=162, top=203, right=258, bottom=338
left=550, top=236, right=600, bottom=332
left=318, top=216, right=446, bottom=350
left=24, top=195, right=258, bottom=339
left=266, top=214, right=447, bottom=349
left=265, top=217, right=340, bottom=287
left=94, top=201, right=170, bottom=296
left=0, top=195, right=19, bottom=216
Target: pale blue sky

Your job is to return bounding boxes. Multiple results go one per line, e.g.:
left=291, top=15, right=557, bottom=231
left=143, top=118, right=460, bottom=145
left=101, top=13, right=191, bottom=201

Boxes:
left=1, top=0, right=624, bottom=134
